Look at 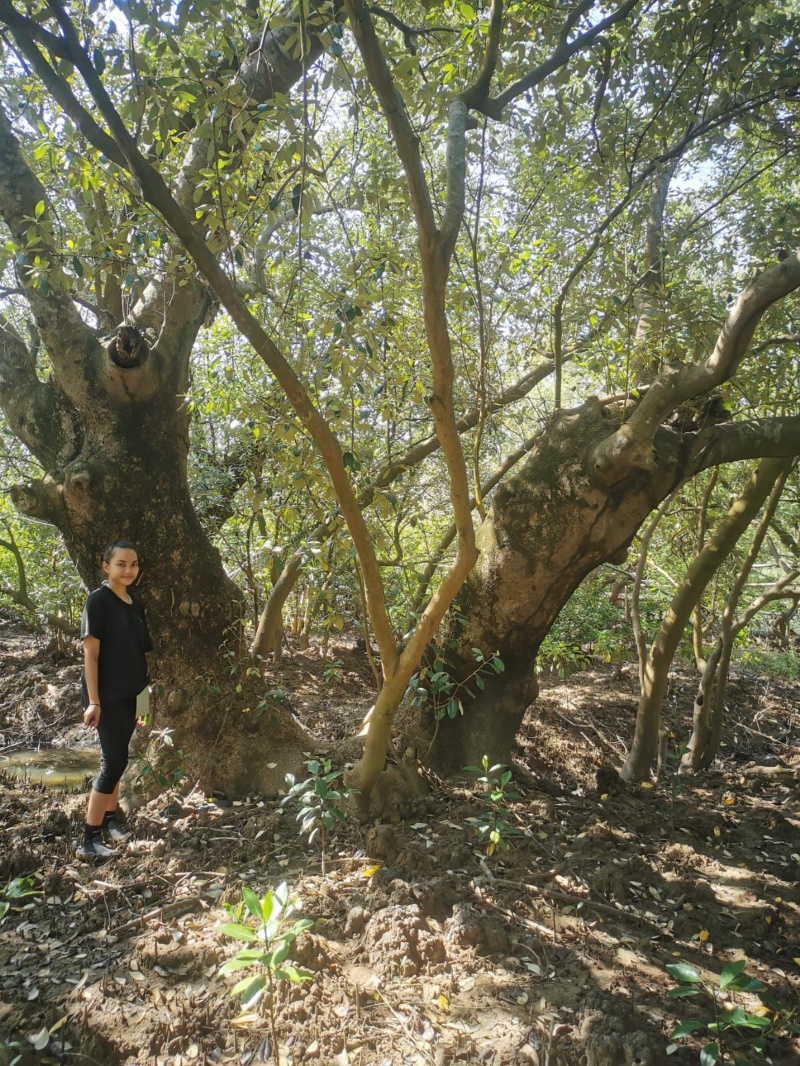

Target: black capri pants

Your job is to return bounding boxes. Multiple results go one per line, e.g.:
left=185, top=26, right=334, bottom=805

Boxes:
left=94, top=697, right=137, bottom=794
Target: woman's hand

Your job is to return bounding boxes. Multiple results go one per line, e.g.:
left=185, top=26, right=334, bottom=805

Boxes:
left=83, top=703, right=101, bottom=728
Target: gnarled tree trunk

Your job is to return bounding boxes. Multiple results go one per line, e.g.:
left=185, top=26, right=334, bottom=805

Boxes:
left=421, top=399, right=683, bottom=771
left=416, top=394, right=800, bottom=777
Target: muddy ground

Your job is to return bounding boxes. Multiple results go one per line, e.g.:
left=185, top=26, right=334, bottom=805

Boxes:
left=1, top=614, right=799, bottom=1066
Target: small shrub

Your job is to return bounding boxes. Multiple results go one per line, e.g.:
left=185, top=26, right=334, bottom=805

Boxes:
left=133, top=726, right=187, bottom=791
left=322, top=658, right=344, bottom=684
left=666, top=958, right=800, bottom=1064
left=464, top=755, right=521, bottom=856
left=0, top=874, right=42, bottom=921
left=406, top=648, right=505, bottom=722
left=283, top=758, right=352, bottom=874
left=734, top=648, right=800, bottom=681
left=219, top=882, right=314, bottom=1056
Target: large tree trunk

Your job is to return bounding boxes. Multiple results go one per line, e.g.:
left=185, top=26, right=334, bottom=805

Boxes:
left=0, top=106, right=309, bottom=796
left=416, top=396, right=800, bottom=775
left=420, top=399, right=679, bottom=771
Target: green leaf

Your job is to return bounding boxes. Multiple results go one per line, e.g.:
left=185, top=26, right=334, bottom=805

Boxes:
left=34, top=200, right=46, bottom=218
left=281, top=964, right=313, bottom=983
left=668, top=987, right=701, bottom=998
left=722, top=1006, right=749, bottom=1026
left=719, top=960, right=747, bottom=989
left=261, top=886, right=275, bottom=923
left=735, top=977, right=766, bottom=992
left=219, top=957, right=260, bottom=973
left=231, top=973, right=265, bottom=1004
left=218, top=922, right=258, bottom=942
left=241, top=886, right=262, bottom=922
left=92, top=47, right=106, bottom=75
left=666, top=962, right=703, bottom=984
left=700, top=1042, right=719, bottom=1066
left=670, top=1020, right=705, bottom=1038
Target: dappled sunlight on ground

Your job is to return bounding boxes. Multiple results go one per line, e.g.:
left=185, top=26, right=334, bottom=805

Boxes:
left=1, top=627, right=799, bottom=1065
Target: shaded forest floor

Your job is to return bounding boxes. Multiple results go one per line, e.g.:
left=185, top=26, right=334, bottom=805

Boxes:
left=1, top=618, right=799, bottom=1066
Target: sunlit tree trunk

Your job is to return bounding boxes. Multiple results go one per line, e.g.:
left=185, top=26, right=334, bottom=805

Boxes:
left=683, top=462, right=795, bottom=771
left=621, top=457, right=788, bottom=782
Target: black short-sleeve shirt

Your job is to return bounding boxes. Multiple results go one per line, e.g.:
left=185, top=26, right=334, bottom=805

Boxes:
left=80, top=584, right=152, bottom=706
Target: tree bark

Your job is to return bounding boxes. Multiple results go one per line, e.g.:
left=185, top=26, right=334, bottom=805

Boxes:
left=421, top=398, right=683, bottom=771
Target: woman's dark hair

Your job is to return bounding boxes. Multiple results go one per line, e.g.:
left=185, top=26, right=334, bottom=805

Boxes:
left=102, top=539, right=139, bottom=562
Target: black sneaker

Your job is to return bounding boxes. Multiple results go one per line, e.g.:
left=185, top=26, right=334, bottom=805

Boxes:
left=76, top=837, right=118, bottom=861
left=103, top=818, right=132, bottom=843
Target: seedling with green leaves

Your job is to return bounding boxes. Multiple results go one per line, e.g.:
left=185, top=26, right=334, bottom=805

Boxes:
left=0, top=874, right=42, bottom=921
left=134, top=725, right=188, bottom=791
left=464, top=755, right=521, bottom=856
left=283, top=758, right=353, bottom=874
left=322, top=658, right=345, bottom=684
left=0, top=1035, right=23, bottom=1066
left=407, top=647, right=505, bottom=723
left=219, top=882, right=314, bottom=1059
left=666, top=959, right=800, bottom=1065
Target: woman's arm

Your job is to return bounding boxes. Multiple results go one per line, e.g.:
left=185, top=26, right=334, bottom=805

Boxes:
left=83, top=635, right=102, bottom=727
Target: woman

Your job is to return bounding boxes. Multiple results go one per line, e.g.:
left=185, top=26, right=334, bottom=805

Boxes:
left=78, top=539, right=152, bottom=860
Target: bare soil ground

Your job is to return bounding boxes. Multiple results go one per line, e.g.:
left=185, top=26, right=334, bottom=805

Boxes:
left=1, top=615, right=799, bottom=1066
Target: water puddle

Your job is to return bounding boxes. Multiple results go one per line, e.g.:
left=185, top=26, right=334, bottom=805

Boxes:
left=0, top=747, right=97, bottom=788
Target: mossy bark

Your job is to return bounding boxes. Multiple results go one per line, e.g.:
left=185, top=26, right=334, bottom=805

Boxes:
left=424, top=397, right=692, bottom=772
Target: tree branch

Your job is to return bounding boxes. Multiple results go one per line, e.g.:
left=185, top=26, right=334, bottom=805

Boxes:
left=479, top=0, right=639, bottom=119
left=459, top=0, right=504, bottom=110
left=0, top=528, right=79, bottom=634
left=0, top=104, right=101, bottom=414
left=0, top=316, right=73, bottom=463
left=687, top=414, right=800, bottom=474
left=175, top=0, right=341, bottom=215
left=593, top=252, right=800, bottom=484
left=344, top=0, right=437, bottom=246
left=9, top=474, right=67, bottom=527
left=410, top=430, right=541, bottom=616
left=0, top=1, right=127, bottom=166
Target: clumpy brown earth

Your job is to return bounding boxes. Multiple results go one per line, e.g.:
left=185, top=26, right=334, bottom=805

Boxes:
left=1, top=616, right=799, bottom=1066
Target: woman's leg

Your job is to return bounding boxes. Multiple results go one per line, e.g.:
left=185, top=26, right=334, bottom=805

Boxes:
left=79, top=699, right=136, bottom=858
left=105, top=782, right=121, bottom=815
left=85, top=788, right=109, bottom=826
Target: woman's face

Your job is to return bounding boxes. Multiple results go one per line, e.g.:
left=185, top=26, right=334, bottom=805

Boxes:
left=103, top=548, right=140, bottom=585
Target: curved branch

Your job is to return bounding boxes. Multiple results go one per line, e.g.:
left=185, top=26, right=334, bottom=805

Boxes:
left=0, top=104, right=100, bottom=410
left=0, top=530, right=79, bottom=634
left=9, top=474, right=67, bottom=527
left=459, top=0, right=504, bottom=110
left=0, top=317, right=79, bottom=464
left=410, top=430, right=541, bottom=615
left=0, top=2, right=126, bottom=166
left=479, top=0, right=639, bottom=119
left=593, top=252, right=800, bottom=484
left=175, top=0, right=341, bottom=214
